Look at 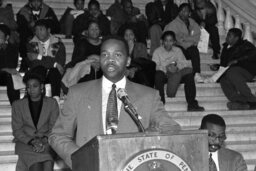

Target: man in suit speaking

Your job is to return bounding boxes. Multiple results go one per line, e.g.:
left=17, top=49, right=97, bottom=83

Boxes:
left=200, top=114, right=247, bottom=171
left=49, top=36, right=181, bottom=168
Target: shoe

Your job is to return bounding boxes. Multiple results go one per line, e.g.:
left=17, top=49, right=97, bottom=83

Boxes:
left=187, top=105, right=205, bottom=112
left=227, top=101, right=250, bottom=110
left=248, top=102, right=256, bottom=110
left=212, top=53, right=220, bottom=59
left=194, top=73, right=205, bottom=83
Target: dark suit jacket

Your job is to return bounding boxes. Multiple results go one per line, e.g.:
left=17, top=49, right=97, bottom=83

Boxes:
left=218, top=148, right=247, bottom=171
left=49, top=78, right=180, bottom=168
left=12, top=97, right=59, bottom=155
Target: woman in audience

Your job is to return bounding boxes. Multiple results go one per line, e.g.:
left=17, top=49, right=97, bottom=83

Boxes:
left=66, top=20, right=102, bottom=83
left=12, top=66, right=59, bottom=171
left=121, top=25, right=156, bottom=87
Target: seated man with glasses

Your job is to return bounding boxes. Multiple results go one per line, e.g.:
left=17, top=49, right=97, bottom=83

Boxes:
left=200, top=114, right=247, bottom=171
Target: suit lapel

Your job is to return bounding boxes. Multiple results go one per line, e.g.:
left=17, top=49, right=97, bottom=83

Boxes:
left=36, top=98, right=46, bottom=130
left=87, top=79, right=104, bottom=134
left=218, top=148, right=228, bottom=171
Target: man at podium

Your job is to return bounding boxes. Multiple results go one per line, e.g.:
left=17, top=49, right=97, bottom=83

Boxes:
left=49, top=36, right=181, bottom=168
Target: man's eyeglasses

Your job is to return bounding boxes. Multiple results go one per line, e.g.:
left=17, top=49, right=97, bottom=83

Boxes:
left=208, top=133, right=226, bottom=141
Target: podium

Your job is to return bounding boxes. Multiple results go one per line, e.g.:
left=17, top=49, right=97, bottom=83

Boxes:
left=72, top=130, right=209, bottom=171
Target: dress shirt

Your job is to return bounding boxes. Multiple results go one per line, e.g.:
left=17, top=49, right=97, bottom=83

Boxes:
left=40, top=38, right=50, bottom=56
left=102, top=76, right=126, bottom=134
left=209, top=151, right=220, bottom=171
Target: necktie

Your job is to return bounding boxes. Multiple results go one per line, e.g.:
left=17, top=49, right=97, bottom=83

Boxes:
left=42, top=43, right=47, bottom=56
left=106, top=84, right=118, bottom=134
left=209, top=153, right=218, bottom=171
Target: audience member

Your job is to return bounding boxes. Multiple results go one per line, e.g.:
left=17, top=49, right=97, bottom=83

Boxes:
left=59, top=0, right=87, bottom=38
left=49, top=36, right=180, bottom=168
left=217, top=28, right=256, bottom=110
left=0, top=24, right=20, bottom=105
left=0, top=1, right=19, bottom=44
left=66, top=21, right=102, bottom=84
left=200, top=114, right=248, bottom=171
left=17, top=0, right=60, bottom=72
left=72, top=0, right=110, bottom=43
left=26, top=19, right=66, bottom=101
left=145, top=0, right=179, bottom=55
left=121, top=25, right=156, bottom=87
left=192, top=0, right=220, bottom=59
left=164, top=3, right=204, bottom=83
left=106, top=0, right=125, bottom=35
left=12, top=66, right=59, bottom=171
left=153, top=31, right=204, bottom=111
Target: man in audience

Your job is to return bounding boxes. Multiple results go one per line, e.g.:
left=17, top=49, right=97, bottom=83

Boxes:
left=164, top=3, right=204, bottom=83
left=0, top=24, right=20, bottom=105
left=72, top=0, right=110, bottom=43
left=27, top=19, right=66, bottom=102
left=200, top=114, right=248, bottom=171
left=153, top=31, right=204, bottom=111
left=146, top=0, right=179, bottom=55
left=17, top=0, right=60, bottom=72
left=218, top=28, right=256, bottom=110
left=192, top=0, right=220, bottom=59
left=49, top=36, right=180, bottom=168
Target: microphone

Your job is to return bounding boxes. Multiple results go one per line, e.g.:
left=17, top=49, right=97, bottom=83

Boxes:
left=117, top=88, right=145, bottom=132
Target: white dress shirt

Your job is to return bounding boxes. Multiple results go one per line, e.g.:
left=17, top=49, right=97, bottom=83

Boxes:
left=209, top=151, right=220, bottom=171
left=102, top=76, right=126, bottom=134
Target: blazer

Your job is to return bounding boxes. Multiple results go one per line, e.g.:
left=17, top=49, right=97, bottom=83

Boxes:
left=49, top=78, right=181, bottom=168
left=218, top=147, right=247, bottom=171
left=12, top=97, right=59, bottom=154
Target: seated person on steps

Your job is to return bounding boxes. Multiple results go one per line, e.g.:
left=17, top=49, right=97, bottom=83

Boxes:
left=0, top=24, right=20, bottom=105
left=200, top=114, right=247, bottom=171
left=153, top=31, right=204, bottom=111
left=164, top=3, right=205, bottom=83
left=26, top=19, right=66, bottom=102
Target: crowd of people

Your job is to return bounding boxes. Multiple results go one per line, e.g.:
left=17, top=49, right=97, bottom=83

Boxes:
left=0, top=0, right=255, bottom=170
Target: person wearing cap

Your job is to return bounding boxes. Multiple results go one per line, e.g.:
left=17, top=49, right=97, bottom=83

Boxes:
left=27, top=19, right=66, bottom=101
left=12, top=66, right=59, bottom=171
left=0, top=24, right=20, bottom=105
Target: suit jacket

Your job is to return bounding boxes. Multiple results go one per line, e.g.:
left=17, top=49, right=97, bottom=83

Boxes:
left=49, top=78, right=180, bottom=168
left=12, top=97, right=59, bottom=154
left=218, top=148, right=247, bottom=171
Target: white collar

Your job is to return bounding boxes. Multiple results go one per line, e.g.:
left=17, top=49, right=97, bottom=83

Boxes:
left=102, top=76, right=126, bottom=92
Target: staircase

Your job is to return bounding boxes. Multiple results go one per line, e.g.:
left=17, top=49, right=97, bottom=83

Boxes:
left=0, top=0, right=255, bottom=170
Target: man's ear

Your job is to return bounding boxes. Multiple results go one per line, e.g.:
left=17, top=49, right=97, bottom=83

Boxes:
left=5, top=35, right=9, bottom=43
left=126, top=56, right=131, bottom=67
left=47, top=28, right=51, bottom=34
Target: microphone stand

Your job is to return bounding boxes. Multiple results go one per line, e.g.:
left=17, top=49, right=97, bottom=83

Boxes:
left=123, top=105, right=145, bottom=133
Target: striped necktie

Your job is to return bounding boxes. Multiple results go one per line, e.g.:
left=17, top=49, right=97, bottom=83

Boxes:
left=209, top=153, right=218, bottom=171
left=106, top=84, right=118, bottom=134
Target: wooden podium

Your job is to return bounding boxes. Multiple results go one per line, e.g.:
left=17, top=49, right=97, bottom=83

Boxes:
left=71, top=130, right=209, bottom=171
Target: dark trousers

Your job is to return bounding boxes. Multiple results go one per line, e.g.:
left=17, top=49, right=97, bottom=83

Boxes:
left=206, top=25, right=220, bottom=55
left=180, top=46, right=201, bottom=73
left=45, top=68, right=62, bottom=97
left=154, top=68, right=198, bottom=106
left=220, top=66, right=256, bottom=103
left=0, top=71, right=20, bottom=104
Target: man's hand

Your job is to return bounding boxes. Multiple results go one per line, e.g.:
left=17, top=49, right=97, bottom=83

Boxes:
left=91, top=61, right=100, bottom=71
left=166, top=63, right=178, bottom=73
left=27, top=53, right=38, bottom=61
left=56, top=63, right=64, bottom=75
left=126, top=67, right=137, bottom=78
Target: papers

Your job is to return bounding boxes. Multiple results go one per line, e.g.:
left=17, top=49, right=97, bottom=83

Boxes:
left=198, top=28, right=209, bottom=53
left=211, top=66, right=230, bottom=82
left=12, top=73, right=25, bottom=90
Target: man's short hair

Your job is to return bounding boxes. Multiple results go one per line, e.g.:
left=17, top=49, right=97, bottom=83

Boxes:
left=74, top=0, right=85, bottom=5
left=161, top=31, right=176, bottom=41
left=200, top=114, right=226, bottom=129
left=88, top=0, right=100, bottom=9
left=34, top=19, right=50, bottom=29
left=228, top=28, right=243, bottom=40
left=101, top=35, right=129, bottom=56
left=178, top=3, right=191, bottom=13
left=0, top=24, right=10, bottom=36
